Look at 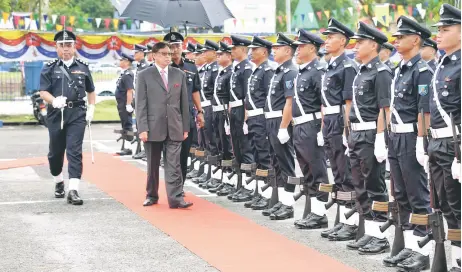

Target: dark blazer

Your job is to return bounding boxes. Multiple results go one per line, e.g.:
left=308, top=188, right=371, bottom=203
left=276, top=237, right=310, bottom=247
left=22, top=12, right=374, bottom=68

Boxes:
left=135, top=65, right=190, bottom=142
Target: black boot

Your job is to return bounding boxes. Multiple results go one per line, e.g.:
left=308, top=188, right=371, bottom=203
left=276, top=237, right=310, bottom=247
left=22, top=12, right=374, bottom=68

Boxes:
left=321, top=223, right=344, bottom=238
left=328, top=224, right=357, bottom=241
left=251, top=197, right=269, bottom=210
left=186, top=169, right=199, bottom=179
left=132, top=150, right=146, bottom=159
left=244, top=194, right=261, bottom=208
left=262, top=202, right=282, bottom=216
left=54, top=182, right=65, bottom=198
left=269, top=205, right=294, bottom=220
left=346, top=234, right=373, bottom=250
left=396, top=252, right=430, bottom=271
left=67, top=190, right=83, bottom=205
left=358, top=237, right=390, bottom=255
left=294, top=213, right=328, bottom=229
left=383, top=248, right=413, bottom=267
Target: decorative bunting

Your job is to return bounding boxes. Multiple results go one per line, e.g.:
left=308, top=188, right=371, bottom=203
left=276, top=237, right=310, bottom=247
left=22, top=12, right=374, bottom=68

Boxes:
left=126, top=19, right=132, bottom=29
left=408, top=5, right=413, bottom=16
left=2, top=12, right=9, bottom=23
left=363, top=5, right=369, bottom=14
left=95, top=18, right=102, bottom=28
left=104, top=18, right=110, bottom=29
left=56, top=24, right=63, bottom=31
left=51, top=14, right=57, bottom=24
left=241, top=19, right=245, bottom=27
left=324, top=10, right=330, bottom=18
left=43, top=14, right=48, bottom=23
left=348, top=7, right=354, bottom=16
left=69, top=16, right=75, bottom=26
left=87, top=18, right=93, bottom=23
left=112, top=18, right=119, bottom=28
left=262, top=17, right=266, bottom=24
left=372, top=17, right=377, bottom=26
left=308, top=13, right=314, bottom=22
left=332, top=10, right=338, bottom=17
left=293, top=14, right=297, bottom=22
left=233, top=18, right=237, bottom=26
left=316, top=11, right=322, bottom=20
left=277, top=15, right=283, bottom=25
left=60, top=15, right=65, bottom=25
left=301, top=14, right=305, bottom=22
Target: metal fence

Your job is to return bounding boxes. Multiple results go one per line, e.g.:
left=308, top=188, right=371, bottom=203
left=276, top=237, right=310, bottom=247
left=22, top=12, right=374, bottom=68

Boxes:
left=0, top=61, right=120, bottom=101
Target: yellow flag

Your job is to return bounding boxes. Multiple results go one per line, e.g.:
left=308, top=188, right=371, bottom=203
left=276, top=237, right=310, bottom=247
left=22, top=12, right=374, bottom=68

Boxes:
left=69, top=16, right=75, bottom=25
left=56, top=24, right=63, bottom=31
left=2, top=12, right=9, bottom=22
left=375, top=4, right=390, bottom=27
left=397, top=5, right=406, bottom=16
left=324, top=10, right=330, bottom=18
left=113, top=19, right=119, bottom=28
left=363, top=5, right=369, bottom=14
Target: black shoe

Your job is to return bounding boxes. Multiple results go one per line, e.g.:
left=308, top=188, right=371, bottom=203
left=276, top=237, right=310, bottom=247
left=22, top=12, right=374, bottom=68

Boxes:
left=346, top=234, right=373, bottom=250
left=54, top=182, right=65, bottom=198
left=321, top=223, right=344, bottom=238
left=262, top=202, right=282, bottom=216
left=295, top=213, right=328, bottom=229
left=192, top=173, right=207, bottom=184
left=67, top=190, right=83, bottom=205
left=227, top=187, right=245, bottom=200
left=186, top=169, right=199, bottom=179
left=244, top=194, right=262, bottom=208
left=385, top=170, right=390, bottom=180
left=358, top=237, right=390, bottom=255
left=383, top=248, right=413, bottom=267
left=142, top=157, right=147, bottom=162
left=116, top=149, right=132, bottom=156
left=251, top=197, right=269, bottom=210
left=217, top=184, right=235, bottom=196
left=326, top=159, right=331, bottom=168
left=132, top=150, right=146, bottom=159
left=294, top=213, right=313, bottom=226
left=209, top=183, right=224, bottom=193
left=396, top=252, right=430, bottom=271
left=143, top=197, right=158, bottom=206
left=170, top=200, right=193, bottom=209
left=449, top=267, right=462, bottom=272
left=458, top=258, right=461, bottom=267
left=328, top=224, right=357, bottom=241
left=232, top=189, right=253, bottom=202
left=160, top=159, right=165, bottom=168
left=269, top=205, right=294, bottom=220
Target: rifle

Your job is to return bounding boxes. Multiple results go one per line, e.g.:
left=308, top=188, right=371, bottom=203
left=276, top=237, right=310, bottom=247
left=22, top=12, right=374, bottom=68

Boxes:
left=288, top=176, right=311, bottom=220
left=373, top=108, right=404, bottom=258
left=259, top=168, right=279, bottom=208
left=413, top=108, right=447, bottom=272
left=450, top=112, right=460, bottom=167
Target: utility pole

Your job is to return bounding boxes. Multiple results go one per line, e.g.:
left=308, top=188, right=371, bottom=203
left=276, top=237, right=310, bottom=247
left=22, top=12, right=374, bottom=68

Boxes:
left=285, top=0, right=291, bottom=33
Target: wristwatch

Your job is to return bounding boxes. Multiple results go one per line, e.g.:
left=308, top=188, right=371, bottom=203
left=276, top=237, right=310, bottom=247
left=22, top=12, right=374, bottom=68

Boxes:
left=197, top=110, right=204, bottom=114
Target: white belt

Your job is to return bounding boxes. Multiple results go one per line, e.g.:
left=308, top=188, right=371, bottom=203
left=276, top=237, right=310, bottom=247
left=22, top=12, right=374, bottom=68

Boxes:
left=201, top=100, right=211, bottom=107
left=212, top=105, right=224, bottom=112
left=293, top=112, right=322, bottom=126
left=322, top=105, right=341, bottom=115
left=390, top=123, right=415, bottom=133
left=351, top=121, right=377, bottom=131
left=247, top=108, right=264, bottom=117
left=430, top=126, right=460, bottom=139
left=265, top=111, right=283, bottom=119
left=229, top=100, right=243, bottom=108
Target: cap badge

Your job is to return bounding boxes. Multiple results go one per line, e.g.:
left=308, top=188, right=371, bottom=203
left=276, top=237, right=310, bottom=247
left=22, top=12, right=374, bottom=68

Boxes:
left=397, top=19, right=402, bottom=28
left=328, top=19, right=333, bottom=27
left=171, top=34, right=176, bottom=40
left=440, top=5, right=444, bottom=15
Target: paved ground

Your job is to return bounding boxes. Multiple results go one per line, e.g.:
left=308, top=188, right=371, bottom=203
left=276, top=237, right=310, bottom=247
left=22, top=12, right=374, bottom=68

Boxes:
left=0, top=124, right=453, bottom=272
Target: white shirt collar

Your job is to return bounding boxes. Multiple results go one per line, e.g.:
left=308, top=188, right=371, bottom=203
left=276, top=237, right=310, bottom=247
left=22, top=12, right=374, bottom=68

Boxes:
left=329, top=55, right=339, bottom=65
left=155, top=63, right=168, bottom=76
left=299, top=60, right=312, bottom=70
left=62, top=57, right=74, bottom=68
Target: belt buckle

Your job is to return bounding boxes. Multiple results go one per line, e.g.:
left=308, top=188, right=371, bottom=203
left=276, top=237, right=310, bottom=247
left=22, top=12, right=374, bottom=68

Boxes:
left=68, top=101, right=73, bottom=108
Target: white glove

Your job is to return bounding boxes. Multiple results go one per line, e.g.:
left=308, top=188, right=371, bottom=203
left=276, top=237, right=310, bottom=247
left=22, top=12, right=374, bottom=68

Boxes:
left=52, top=96, right=67, bottom=109
left=317, top=131, right=324, bottom=146
left=374, top=132, right=388, bottom=163
left=224, top=123, right=230, bottom=135
left=86, top=104, right=95, bottom=123
left=343, top=134, right=350, bottom=156
left=243, top=122, right=248, bottom=135
left=451, top=158, right=460, bottom=180
left=126, top=104, right=134, bottom=113
left=277, top=128, right=290, bottom=144
left=416, top=136, right=428, bottom=169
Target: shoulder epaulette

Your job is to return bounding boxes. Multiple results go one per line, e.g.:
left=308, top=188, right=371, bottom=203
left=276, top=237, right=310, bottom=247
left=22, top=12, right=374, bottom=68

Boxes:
left=76, top=58, right=89, bottom=66
left=416, top=61, right=430, bottom=73
left=184, top=58, right=195, bottom=64
left=265, top=66, right=273, bottom=71
left=244, top=65, right=252, bottom=70
left=184, top=70, right=196, bottom=75
left=46, top=59, right=58, bottom=66
left=317, top=62, right=327, bottom=70
left=377, top=63, right=392, bottom=74
left=343, top=63, right=352, bottom=68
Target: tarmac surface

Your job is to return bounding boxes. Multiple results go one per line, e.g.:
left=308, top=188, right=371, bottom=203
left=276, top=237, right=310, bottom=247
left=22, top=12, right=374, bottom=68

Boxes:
left=0, top=124, right=453, bottom=272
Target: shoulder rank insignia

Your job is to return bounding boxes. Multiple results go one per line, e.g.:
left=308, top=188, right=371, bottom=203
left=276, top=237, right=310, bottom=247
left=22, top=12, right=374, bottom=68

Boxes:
left=47, top=59, right=58, bottom=66
left=419, top=67, right=428, bottom=72
left=245, top=65, right=252, bottom=70
left=343, top=63, right=352, bottom=68
left=76, top=58, right=89, bottom=66
left=265, top=67, right=272, bottom=71
left=418, top=84, right=428, bottom=96
left=377, top=66, right=387, bottom=72
left=285, top=80, right=294, bottom=89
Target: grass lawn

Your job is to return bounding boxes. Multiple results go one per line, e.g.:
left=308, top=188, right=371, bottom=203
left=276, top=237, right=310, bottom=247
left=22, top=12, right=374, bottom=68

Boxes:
left=0, top=99, right=120, bottom=123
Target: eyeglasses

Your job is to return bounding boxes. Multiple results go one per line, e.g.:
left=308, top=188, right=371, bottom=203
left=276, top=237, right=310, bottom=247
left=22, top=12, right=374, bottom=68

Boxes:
left=157, top=52, right=173, bottom=57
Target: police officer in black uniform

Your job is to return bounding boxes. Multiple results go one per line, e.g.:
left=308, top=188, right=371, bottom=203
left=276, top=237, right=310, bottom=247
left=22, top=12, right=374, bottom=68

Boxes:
left=144, top=43, right=154, bottom=65
left=262, top=33, right=298, bottom=220
left=347, top=21, right=391, bottom=254
left=420, top=38, right=438, bottom=72
left=380, top=42, right=395, bottom=71
left=380, top=16, right=434, bottom=269
left=210, top=42, right=234, bottom=194
left=39, top=30, right=95, bottom=205
left=192, top=40, right=219, bottom=184
left=226, top=35, right=255, bottom=202
left=420, top=4, right=461, bottom=271
left=195, top=43, right=208, bottom=153
left=244, top=36, right=274, bottom=209
left=319, top=18, right=358, bottom=240
left=290, top=29, right=330, bottom=229
left=184, top=42, right=197, bottom=62
left=163, top=32, right=205, bottom=185
left=115, top=53, right=135, bottom=156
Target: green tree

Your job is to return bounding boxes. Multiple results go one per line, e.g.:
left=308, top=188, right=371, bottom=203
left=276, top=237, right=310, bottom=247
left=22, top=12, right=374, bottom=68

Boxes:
left=0, top=0, right=11, bottom=12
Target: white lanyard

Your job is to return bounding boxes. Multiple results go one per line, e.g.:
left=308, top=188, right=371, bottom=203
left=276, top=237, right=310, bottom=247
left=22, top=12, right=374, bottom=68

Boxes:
left=293, top=72, right=306, bottom=116
left=229, top=72, right=239, bottom=102
left=390, top=65, right=404, bottom=124
left=199, top=65, right=207, bottom=101
left=320, top=72, right=331, bottom=107
left=266, top=73, right=277, bottom=112
left=213, top=72, right=222, bottom=106
left=351, top=66, right=365, bottom=123
left=432, top=56, right=452, bottom=127
left=246, top=74, right=258, bottom=110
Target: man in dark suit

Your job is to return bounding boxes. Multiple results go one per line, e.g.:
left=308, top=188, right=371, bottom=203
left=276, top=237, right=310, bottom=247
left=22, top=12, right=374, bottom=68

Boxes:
left=135, top=42, right=193, bottom=209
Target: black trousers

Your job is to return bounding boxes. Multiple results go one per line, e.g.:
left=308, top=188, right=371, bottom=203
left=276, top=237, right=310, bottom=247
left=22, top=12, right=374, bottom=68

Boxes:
left=388, top=132, right=431, bottom=237
left=213, top=110, right=233, bottom=160
left=47, top=107, right=86, bottom=179
left=293, top=120, right=329, bottom=202
left=117, top=99, right=133, bottom=141
left=203, top=106, right=218, bottom=155
left=322, top=114, right=354, bottom=192
left=248, top=114, right=271, bottom=170
left=266, top=117, right=296, bottom=192
left=428, top=137, right=461, bottom=246
left=180, top=125, right=195, bottom=183
left=229, top=107, right=254, bottom=165
left=348, top=129, right=388, bottom=221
